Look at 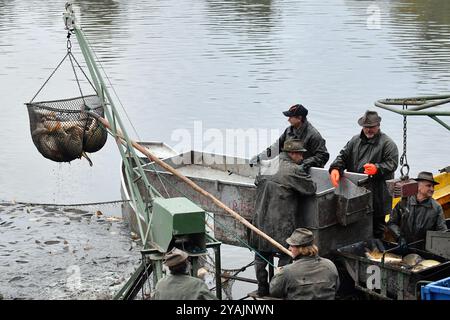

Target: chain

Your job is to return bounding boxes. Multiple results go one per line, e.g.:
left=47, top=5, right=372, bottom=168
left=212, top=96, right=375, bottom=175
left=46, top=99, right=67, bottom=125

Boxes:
left=399, top=103, right=409, bottom=179
left=67, top=31, right=72, bottom=53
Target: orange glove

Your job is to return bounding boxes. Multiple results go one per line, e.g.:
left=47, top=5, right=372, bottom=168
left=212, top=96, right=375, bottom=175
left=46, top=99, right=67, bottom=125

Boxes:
left=330, top=169, right=340, bottom=187
left=363, top=163, right=378, bottom=175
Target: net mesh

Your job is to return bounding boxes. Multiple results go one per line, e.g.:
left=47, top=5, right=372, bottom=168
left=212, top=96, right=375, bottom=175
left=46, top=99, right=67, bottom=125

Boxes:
left=26, top=95, right=107, bottom=163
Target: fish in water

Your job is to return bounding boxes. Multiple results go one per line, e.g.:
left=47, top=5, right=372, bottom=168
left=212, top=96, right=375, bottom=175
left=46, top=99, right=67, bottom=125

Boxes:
left=365, top=249, right=402, bottom=264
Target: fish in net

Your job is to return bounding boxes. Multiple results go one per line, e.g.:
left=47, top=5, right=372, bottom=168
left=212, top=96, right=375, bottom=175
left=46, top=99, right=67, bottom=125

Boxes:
left=26, top=95, right=107, bottom=165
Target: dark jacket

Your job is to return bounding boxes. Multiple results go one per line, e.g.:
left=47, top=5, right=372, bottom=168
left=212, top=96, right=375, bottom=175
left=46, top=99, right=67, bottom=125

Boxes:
left=329, top=130, right=399, bottom=218
left=153, top=274, right=217, bottom=300
left=260, top=121, right=329, bottom=168
left=269, top=255, right=339, bottom=300
left=388, top=196, right=447, bottom=243
left=250, top=153, right=317, bottom=252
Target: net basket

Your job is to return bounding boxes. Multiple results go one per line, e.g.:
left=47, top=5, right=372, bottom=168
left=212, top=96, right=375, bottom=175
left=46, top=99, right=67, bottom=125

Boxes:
left=26, top=95, right=107, bottom=163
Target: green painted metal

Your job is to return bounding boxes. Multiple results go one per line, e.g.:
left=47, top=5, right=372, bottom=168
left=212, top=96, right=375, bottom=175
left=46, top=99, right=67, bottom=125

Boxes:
left=63, top=3, right=161, bottom=248
left=150, top=197, right=205, bottom=252
left=375, top=94, right=450, bottom=131
left=63, top=3, right=223, bottom=300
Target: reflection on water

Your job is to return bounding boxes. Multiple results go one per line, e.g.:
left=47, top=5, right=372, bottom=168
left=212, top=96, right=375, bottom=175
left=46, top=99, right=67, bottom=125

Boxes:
left=388, top=0, right=450, bottom=77
left=0, top=0, right=449, bottom=299
left=205, top=0, right=275, bottom=33
left=343, top=0, right=450, bottom=84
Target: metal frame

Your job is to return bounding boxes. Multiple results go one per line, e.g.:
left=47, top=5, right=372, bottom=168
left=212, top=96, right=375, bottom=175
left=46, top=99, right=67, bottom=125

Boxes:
left=375, top=94, right=450, bottom=131
left=63, top=3, right=161, bottom=247
left=113, top=236, right=222, bottom=300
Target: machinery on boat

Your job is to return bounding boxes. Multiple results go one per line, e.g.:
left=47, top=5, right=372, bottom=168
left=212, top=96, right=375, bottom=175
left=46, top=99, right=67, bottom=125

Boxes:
left=119, top=98, right=450, bottom=300
left=25, top=2, right=449, bottom=300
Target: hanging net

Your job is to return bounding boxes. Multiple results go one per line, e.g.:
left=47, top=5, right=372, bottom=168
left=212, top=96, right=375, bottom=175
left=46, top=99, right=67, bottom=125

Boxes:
left=26, top=95, right=107, bottom=163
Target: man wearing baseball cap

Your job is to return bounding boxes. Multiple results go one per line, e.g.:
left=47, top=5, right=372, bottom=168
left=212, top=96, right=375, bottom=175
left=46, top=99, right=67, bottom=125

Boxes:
left=328, top=110, right=399, bottom=239
left=250, top=103, right=329, bottom=170
left=269, top=228, right=339, bottom=300
left=387, top=171, right=447, bottom=247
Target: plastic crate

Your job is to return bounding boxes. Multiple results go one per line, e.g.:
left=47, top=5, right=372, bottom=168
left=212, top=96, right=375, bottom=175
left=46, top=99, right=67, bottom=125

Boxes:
left=421, top=277, right=450, bottom=300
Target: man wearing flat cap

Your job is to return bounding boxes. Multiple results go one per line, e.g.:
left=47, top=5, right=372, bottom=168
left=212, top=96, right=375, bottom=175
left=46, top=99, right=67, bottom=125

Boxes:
left=329, top=110, right=399, bottom=239
left=250, top=104, right=329, bottom=171
left=387, top=171, right=447, bottom=246
left=269, top=228, right=339, bottom=300
left=250, top=139, right=317, bottom=296
left=153, top=248, right=217, bottom=300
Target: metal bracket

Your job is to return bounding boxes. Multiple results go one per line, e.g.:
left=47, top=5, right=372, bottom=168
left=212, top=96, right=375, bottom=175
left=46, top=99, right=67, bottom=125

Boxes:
left=63, top=2, right=76, bottom=31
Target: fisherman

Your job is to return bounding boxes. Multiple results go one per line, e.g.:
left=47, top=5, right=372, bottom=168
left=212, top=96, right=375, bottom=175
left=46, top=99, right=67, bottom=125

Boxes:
left=250, top=139, right=317, bottom=297
left=387, top=171, right=447, bottom=247
left=153, top=248, right=217, bottom=300
left=250, top=104, right=329, bottom=170
left=269, top=228, right=339, bottom=300
left=329, top=110, right=399, bottom=239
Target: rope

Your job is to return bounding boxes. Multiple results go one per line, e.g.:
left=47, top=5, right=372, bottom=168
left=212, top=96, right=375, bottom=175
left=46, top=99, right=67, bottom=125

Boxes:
left=82, top=33, right=142, bottom=141
left=29, top=52, right=70, bottom=103
left=80, top=31, right=171, bottom=198
left=206, top=212, right=276, bottom=268
left=67, top=40, right=85, bottom=105
left=10, top=199, right=129, bottom=207
left=145, top=167, right=275, bottom=267
left=68, top=51, right=97, bottom=96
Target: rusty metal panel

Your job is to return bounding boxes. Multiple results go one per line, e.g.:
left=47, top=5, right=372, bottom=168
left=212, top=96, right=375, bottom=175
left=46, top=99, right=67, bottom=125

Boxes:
left=426, top=230, right=450, bottom=260
left=122, top=152, right=375, bottom=250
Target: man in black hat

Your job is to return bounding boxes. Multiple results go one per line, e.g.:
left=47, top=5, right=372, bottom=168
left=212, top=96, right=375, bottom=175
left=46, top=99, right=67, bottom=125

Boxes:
left=269, top=228, right=339, bottom=300
left=250, top=139, right=317, bottom=297
left=329, top=110, right=399, bottom=239
left=387, top=171, right=447, bottom=246
left=153, top=248, right=217, bottom=300
left=250, top=104, right=329, bottom=170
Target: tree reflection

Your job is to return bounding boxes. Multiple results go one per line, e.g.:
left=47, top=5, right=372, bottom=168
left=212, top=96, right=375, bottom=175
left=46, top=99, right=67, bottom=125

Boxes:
left=205, top=0, right=275, bottom=34
left=72, top=0, right=129, bottom=61
left=387, top=0, right=450, bottom=74
left=344, top=0, right=450, bottom=82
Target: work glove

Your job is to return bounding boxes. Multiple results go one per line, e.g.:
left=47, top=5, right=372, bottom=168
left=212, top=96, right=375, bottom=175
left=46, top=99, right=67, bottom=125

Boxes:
left=330, top=169, right=340, bottom=187
left=363, top=163, right=378, bottom=175
left=249, top=155, right=260, bottom=167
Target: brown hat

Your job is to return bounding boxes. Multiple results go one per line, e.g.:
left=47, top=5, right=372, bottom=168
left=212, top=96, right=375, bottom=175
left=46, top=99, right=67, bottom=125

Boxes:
left=163, top=248, right=189, bottom=267
left=282, top=139, right=307, bottom=153
left=286, top=228, right=314, bottom=246
left=413, top=171, right=439, bottom=185
left=357, top=110, right=381, bottom=127
left=283, top=104, right=308, bottom=117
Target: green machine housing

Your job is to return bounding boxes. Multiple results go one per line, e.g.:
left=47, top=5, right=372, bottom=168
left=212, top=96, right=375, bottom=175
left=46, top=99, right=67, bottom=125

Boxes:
left=150, top=197, right=206, bottom=253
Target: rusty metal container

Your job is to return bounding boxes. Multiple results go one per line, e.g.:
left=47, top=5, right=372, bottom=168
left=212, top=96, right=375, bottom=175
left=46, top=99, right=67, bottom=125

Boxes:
left=121, top=148, right=374, bottom=256
left=336, top=240, right=450, bottom=300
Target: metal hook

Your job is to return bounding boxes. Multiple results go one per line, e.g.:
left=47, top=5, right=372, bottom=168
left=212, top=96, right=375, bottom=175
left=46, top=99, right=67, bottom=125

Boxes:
left=400, top=164, right=410, bottom=180
left=63, top=2, right=76, bottom=31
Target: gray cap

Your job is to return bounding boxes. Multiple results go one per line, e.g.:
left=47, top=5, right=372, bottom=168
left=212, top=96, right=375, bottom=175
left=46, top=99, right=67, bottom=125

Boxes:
left=282, top=139, right=307, bottom=153
left=286, top=228, right=314, bottom=246
left=357, top=110, right=381, bottom=127
left=413, top=171, right=439, bottom=185
left=164, top=247, right=188, bottom=267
